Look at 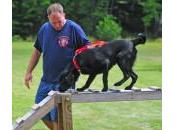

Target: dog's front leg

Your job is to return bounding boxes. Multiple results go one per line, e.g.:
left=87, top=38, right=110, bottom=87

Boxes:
left=77, top=74, right=96, bottom=92
left=102, top=71, right=109, bottom=92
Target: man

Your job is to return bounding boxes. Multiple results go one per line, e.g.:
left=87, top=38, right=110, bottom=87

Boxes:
left=24, top=3, right=90, bottom=130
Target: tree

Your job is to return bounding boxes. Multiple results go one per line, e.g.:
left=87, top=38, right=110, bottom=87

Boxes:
left=12, top=0, right=162, bottom=39
left=12, top=0, right=49, bottom=38
left=141, top=0, right=162, bottom=37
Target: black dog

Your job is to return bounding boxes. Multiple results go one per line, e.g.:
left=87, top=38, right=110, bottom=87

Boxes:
left=59, top=33, right=146, bottom=92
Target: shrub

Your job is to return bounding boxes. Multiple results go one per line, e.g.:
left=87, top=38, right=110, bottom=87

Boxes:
left=95, top=15, right=122, bottom=41
left=12, top=35, right=23, bottom=42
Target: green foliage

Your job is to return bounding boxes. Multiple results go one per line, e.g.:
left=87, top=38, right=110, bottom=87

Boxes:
left=141, top=0, right=161, bottom=27
left=12, top=0, right=49, bottom=38
left=95, top=15, right=122, bottom=40
left=12, top=35, right=23, bottom=42
left=63, top=0, right=109, bottom=35
left=12, top=0, right=162, bottom=38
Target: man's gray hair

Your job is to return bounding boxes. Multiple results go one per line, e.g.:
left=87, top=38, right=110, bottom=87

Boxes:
left=47, top=3, right=64, bottom=15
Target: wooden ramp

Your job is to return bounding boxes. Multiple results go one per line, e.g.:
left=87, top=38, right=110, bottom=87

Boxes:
left=13, top=86, right=161, bottom=130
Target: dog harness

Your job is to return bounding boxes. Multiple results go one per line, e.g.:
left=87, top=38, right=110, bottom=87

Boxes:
left=73, top=40, right=107, bottom=71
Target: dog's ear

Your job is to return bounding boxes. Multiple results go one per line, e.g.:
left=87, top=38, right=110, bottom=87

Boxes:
left=58, top=72, right=64, bottom=83
left=58, top=63, right=75, bottom=82
left=59, top=63, right=71, bottom=79
left=58, top=69, right=68, bottom=82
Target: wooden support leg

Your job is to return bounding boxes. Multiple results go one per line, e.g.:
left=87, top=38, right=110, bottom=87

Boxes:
left=53, top=122, right=58, bottom=130
left=56, top=93, right=73, bottom=130
left=62, top=94, right=73, bottom=130
left=56, top=103, right=64, bottom=130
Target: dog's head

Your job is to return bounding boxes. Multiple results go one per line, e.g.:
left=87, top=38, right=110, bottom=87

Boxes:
left=58, top=63, right=80, bottom=92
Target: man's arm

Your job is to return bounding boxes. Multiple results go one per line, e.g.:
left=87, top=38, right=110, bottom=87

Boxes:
left=24, top=48, right=41, bottom=89
left=73, top=23, right=90, bottom=49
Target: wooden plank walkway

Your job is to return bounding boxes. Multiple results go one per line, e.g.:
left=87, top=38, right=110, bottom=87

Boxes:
left=13, top=91, right=57, bottom=130
left=67, top=87, right=161, bottom=103
left=13, top=86, right=161, bottom=130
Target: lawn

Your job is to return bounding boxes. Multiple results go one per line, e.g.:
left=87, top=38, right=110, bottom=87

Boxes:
left=12, top=39, right=162, bottom=130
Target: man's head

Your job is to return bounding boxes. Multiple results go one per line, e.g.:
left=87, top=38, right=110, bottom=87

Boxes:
left=47, top=3, right=66, bottom=31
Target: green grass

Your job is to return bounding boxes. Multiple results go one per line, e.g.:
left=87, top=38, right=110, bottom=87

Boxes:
left=13, top=39, right=162, bottom=130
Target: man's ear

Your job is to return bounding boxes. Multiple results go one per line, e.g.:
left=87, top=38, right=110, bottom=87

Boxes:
left=63, top=12, right=66, bottom=17
left=47, top=15, right=50, bottom=20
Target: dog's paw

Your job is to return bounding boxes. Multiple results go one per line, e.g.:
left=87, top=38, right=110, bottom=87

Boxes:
left=101, top=88, right=108, bottom=92
left=76, top=88, right=85, bottom=92
left=113, top=82, right=121, bottom=86
left=125, top=87, right=132, bottom=90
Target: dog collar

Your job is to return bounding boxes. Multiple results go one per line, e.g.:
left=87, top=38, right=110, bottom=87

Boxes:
left=72, top=55, right=81, bottom=72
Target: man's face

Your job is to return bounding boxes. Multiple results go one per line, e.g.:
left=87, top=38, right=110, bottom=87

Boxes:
left=48, top=12, right=65, bottom=31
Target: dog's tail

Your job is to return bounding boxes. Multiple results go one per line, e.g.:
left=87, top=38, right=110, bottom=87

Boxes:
left=132, top=33, right=146, bottom=46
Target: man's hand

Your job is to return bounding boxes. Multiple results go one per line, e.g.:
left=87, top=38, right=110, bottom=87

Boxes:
left=24, top=72, right=33, bottom=89
left=24, top=48, right=41, bottom=89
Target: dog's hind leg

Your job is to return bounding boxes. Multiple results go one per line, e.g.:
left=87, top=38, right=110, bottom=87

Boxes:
left=113, top=59, right=130, bottom=87
left=114, top=71, right=130, bottom=86
left=77, top=74, right=96, bottom=92
left=125, top=70, right=138, bottom=90
left=102, top=71, right=109, bottom=92
left=124, top=52, right=137, bottom=90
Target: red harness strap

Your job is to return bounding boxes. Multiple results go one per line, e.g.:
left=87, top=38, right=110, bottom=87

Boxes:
left=72, top=40, right=107, bottom=71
